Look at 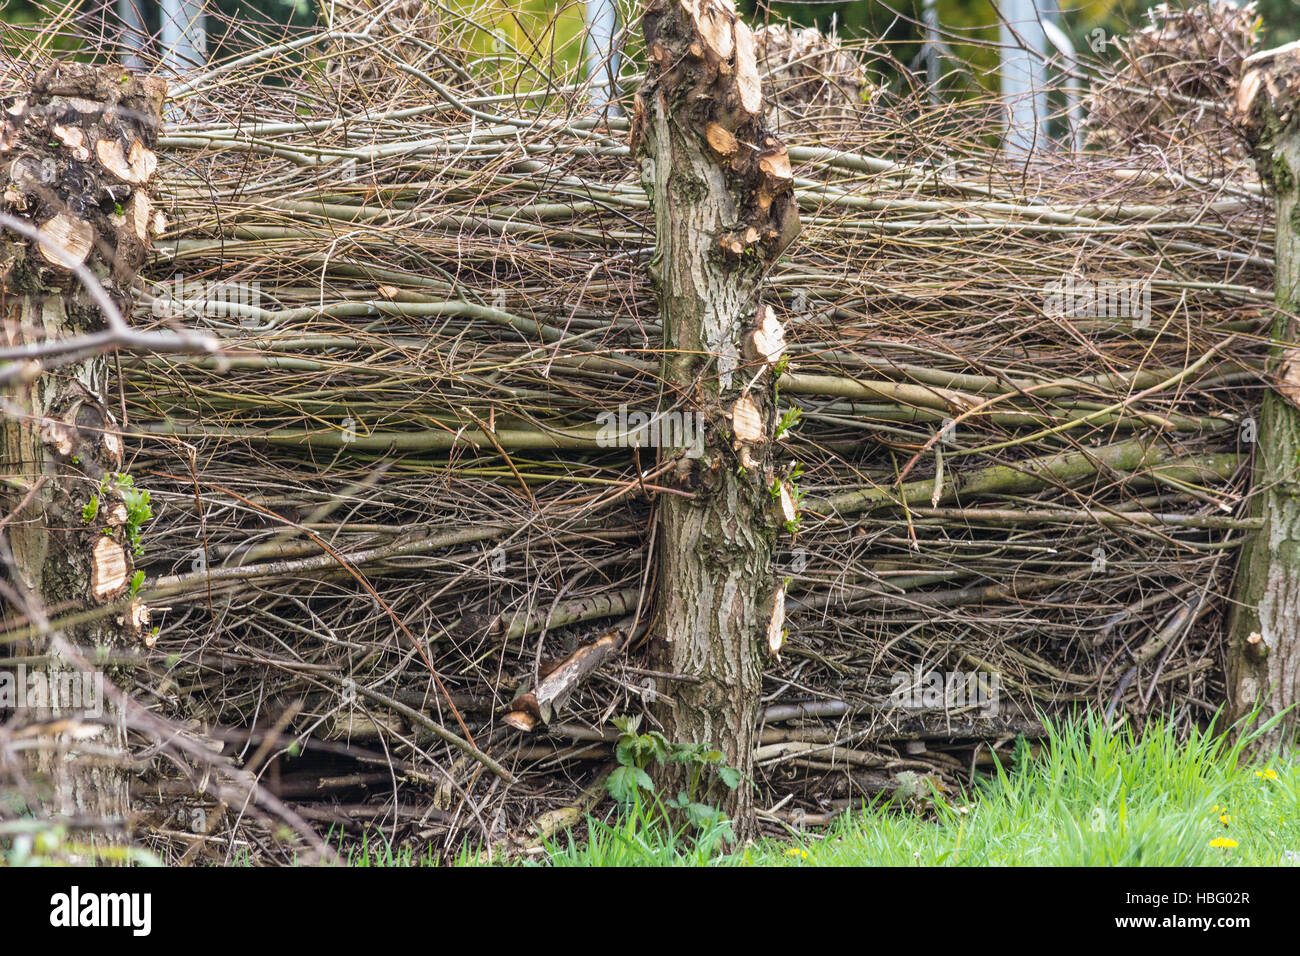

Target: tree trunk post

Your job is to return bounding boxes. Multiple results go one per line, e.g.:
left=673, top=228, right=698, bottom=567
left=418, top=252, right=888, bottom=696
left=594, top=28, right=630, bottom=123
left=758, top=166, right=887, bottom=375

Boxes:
left=633, top=0, right=800, bottom=838
left=1, top=65, right=165, bottom=847
left=1228, top=42, right=1300, bottom=747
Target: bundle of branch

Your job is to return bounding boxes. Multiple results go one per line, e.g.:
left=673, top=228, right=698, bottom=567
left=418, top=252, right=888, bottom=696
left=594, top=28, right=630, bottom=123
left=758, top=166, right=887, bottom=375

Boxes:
left=324, top=0, right=453, bottom=105
left=753, top=21, right=879, bottom=133
left=1083, top=0, right=1261, bottom=173
left=0, top=3, right=1275, bottom=857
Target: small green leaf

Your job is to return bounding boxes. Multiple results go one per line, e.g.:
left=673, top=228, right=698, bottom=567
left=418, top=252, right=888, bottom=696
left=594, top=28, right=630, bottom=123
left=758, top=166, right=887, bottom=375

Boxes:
left=668, top=742, right=704, bottom=763
left=612, top=714, right=641, bottom=736
left=774, top=406, right=803, bottom=441
left=682, top=801, right=729, bottom=831
left=615, top=739, right=637, bottom=768
left=645, top=731, right=670, bottom=763
left=606, top=765, right=650, bottom=804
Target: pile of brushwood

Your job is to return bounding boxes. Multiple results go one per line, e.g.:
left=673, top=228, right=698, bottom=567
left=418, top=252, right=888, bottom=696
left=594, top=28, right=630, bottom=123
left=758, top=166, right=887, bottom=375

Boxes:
left=0, top=1, right=1279, bottom=860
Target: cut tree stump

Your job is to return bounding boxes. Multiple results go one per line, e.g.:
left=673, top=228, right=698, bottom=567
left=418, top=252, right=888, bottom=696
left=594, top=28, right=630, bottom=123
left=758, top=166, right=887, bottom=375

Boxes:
left=0, top=64, right=166, bottom=850
left=1228, top=41, right=1300, bottom=747
left=633, top=0, right=800, bottom=839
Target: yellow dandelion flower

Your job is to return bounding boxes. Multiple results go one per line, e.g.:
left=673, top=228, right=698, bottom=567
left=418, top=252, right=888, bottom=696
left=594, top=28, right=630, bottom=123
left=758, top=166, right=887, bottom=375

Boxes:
left=1256, top=768, right=1280, bottom=781
left=785, top=847, right=808, bottom=859
left=1209, top=837, right=1238, bottom=848
left=1219, top=814, right=1232, bottom=825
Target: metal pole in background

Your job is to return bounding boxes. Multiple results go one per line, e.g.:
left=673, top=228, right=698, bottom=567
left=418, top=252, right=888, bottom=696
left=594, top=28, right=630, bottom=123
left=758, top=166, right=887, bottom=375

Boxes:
left=922, top=0, right=942, bottom=93
left=159, top=0, right=206, bottom=74
left=117, top=0, right=147, bottom=71
left=999, top=0, right=1049, bottom=156
left=585, top=0, right=622, bottom=116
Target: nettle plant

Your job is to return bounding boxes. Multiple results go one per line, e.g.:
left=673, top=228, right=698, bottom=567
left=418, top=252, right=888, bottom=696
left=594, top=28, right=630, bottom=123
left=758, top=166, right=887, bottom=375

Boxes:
left=605, top=715, right=742, bottom=836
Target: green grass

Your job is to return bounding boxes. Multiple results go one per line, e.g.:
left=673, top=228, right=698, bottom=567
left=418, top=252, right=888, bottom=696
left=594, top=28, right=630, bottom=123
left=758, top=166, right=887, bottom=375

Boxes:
left=494, top=712, right=1300, bottom=867
left=338, top=830, right=441, bottom=867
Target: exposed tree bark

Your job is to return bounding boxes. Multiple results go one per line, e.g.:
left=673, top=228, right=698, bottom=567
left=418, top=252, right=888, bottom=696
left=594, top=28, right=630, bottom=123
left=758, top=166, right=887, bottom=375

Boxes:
left=1, top=65, right=165, bottom=847
left=633, top=0, right=799, bottom=839
left=1228, top=42, right=1300, bottom=747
